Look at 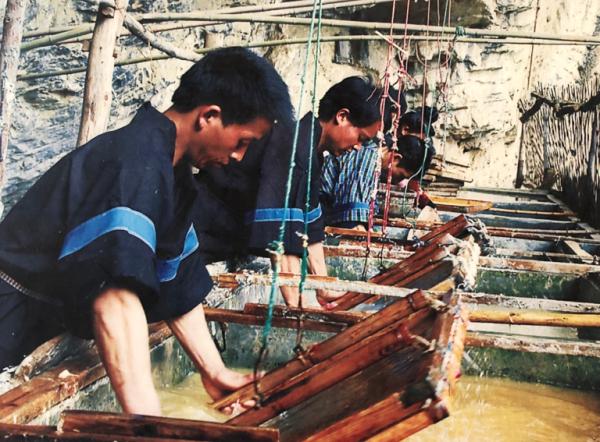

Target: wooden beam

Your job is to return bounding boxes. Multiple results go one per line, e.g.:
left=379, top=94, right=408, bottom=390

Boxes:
left=324, top=226, right=383, bottom=238
left=77, top=0, right=129, bottom=146
left=60, top=410, right=280, bottom=442
left=0, top=0, right=26, bottom=204
left=478, top=256, right=600, bottom=275
left=458, top=291, right=600, bottom=314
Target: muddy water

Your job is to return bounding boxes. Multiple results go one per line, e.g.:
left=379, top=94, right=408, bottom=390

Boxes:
left=158, top=374, right=600, bottom=440
left=408, top=376, right=600, bottom=442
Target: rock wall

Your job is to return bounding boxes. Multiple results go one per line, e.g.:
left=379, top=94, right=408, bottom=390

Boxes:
left=1, top=0, right=599, bottom=214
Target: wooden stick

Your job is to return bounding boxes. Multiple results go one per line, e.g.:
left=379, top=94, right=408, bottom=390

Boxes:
left=60, top=410, right=280, bottom=442
left=122, top=14, right=200, bottom=62
left=212, top=291, right=430, bottom=410
left=77, top=0, right=129, bottom=146
left=212, top=272, right=418, bottom=298
left=227, top=308, right=435, bottom=426
left=0, top=0, right=26, bottom=203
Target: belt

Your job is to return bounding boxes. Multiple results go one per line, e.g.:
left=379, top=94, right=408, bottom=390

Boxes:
left=0, top=269, right=63, bottom=306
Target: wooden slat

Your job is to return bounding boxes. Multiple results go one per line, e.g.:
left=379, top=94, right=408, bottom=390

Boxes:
left=561, top=239, right=595, bottom=260
left=366, top=410, right=434, bottom=441
left=212, top=291, right=429, bottom=410
left=60, top=410, right=279, bottom=442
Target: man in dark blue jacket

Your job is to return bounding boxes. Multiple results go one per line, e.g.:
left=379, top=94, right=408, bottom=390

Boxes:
left=196, top=76, right=384, bottom=308
left=0, top=47, right=292, bottom=415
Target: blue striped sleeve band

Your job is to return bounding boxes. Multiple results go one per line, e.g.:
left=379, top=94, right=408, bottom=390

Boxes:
left=59, top=207, right=156, bottom=259
left=244, top=204, right=322, bottom=225
left=156, top=224, right=199, bottom=282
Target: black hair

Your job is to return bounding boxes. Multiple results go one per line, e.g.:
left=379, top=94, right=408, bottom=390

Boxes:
left=395, top=134, right=436, bottom=174
left=382, top=86, right=408, bottom=133
left=318, top=76, right=382, bottom=128
left=399, top=106, right=439, bottom=137
left=172, top=47, right=293, bottom=126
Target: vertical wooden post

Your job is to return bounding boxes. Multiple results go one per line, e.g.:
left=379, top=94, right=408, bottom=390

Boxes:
left=77, top=0, right=129, bottom=146
left=0, top=0, right=26, bottom=213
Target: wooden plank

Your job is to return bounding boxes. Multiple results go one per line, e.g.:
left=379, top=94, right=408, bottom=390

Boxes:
left=0, top=423, right=194, bottom=441
left=0, top=322, right=172, bottom=424
left=408, top=214, right=470, bottom=247
left=77, top=0, right=129, bottom=146
left=227, top=308, right=435, bottom=426
left=479, top=256, right=600, bottom=275
left=60, top=410, right=279, bottom=442
left=560, top=240, right=595, bottom=260
left=303, top=396, right=425, bottom=442
left=465, top=332, right=600, bottom=358
left=429, top=196, right=493, bottom=214
left=458, top=292, right=600, bottom=314
left=242, top=303, right=365, bottom=325
left=486, top=207, right=576, bottom=218
left=212, top=291, right=430, bottom=410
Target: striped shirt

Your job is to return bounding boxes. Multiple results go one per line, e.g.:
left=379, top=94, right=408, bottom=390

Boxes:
left=320, top=140, right=379, bottom=226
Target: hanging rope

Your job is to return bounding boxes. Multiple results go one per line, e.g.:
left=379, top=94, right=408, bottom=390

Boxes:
left=296, top=0, right=324, bottom=352
left=253, top=0, right=324, bottom=399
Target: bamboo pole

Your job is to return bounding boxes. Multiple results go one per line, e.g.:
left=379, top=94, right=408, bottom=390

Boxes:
left=469, top=309, right=600, bottom=328
left=19, top=0, right=393, bottom=52
left=18, top=33, right=600, bottom=82
left=77, top=0, right=129, bottom=147
left=0, top=0, right=26, bottom=209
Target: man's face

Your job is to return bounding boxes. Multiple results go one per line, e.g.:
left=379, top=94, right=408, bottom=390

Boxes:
left=191, top=108, right=272, bottom=168
left=324, top=109, right=381, bottom=157
left=381, top=150, right=413, bottom=184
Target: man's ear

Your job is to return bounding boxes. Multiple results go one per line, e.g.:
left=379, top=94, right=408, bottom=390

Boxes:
left=196, top=105, right=222, bottom=130
left=334, top=108, right=351, bottom=126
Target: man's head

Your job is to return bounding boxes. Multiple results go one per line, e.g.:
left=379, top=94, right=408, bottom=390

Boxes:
left=381, top=135, right=435, bottom=183
left=317, top=76, right=383, bottom=156
left=169, top=47, right=292, bottom=168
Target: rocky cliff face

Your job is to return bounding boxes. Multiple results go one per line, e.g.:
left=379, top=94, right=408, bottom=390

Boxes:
left=1, top=0, right=599, bottom=214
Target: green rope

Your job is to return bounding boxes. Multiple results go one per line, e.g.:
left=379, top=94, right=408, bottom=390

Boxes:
left=299, top=0, right=324, bottom=295
left=260, top=0, right=323, bottom=349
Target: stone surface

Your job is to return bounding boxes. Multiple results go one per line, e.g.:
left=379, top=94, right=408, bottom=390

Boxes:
left=1, top=0, right=599, bottom=214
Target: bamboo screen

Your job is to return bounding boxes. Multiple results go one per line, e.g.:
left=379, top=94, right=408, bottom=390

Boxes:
left=520, top=77, right=600, bottom=227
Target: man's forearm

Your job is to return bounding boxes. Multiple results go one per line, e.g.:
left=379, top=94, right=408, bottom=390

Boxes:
left=167, top=303, right=225, bottom=379
left=307, top=242, right=328, bottom=277
left=277, top=253, right=302, bottom=307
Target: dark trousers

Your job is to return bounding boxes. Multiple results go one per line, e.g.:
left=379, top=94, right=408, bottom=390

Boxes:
left=0, top=281, right=62, bottom=370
